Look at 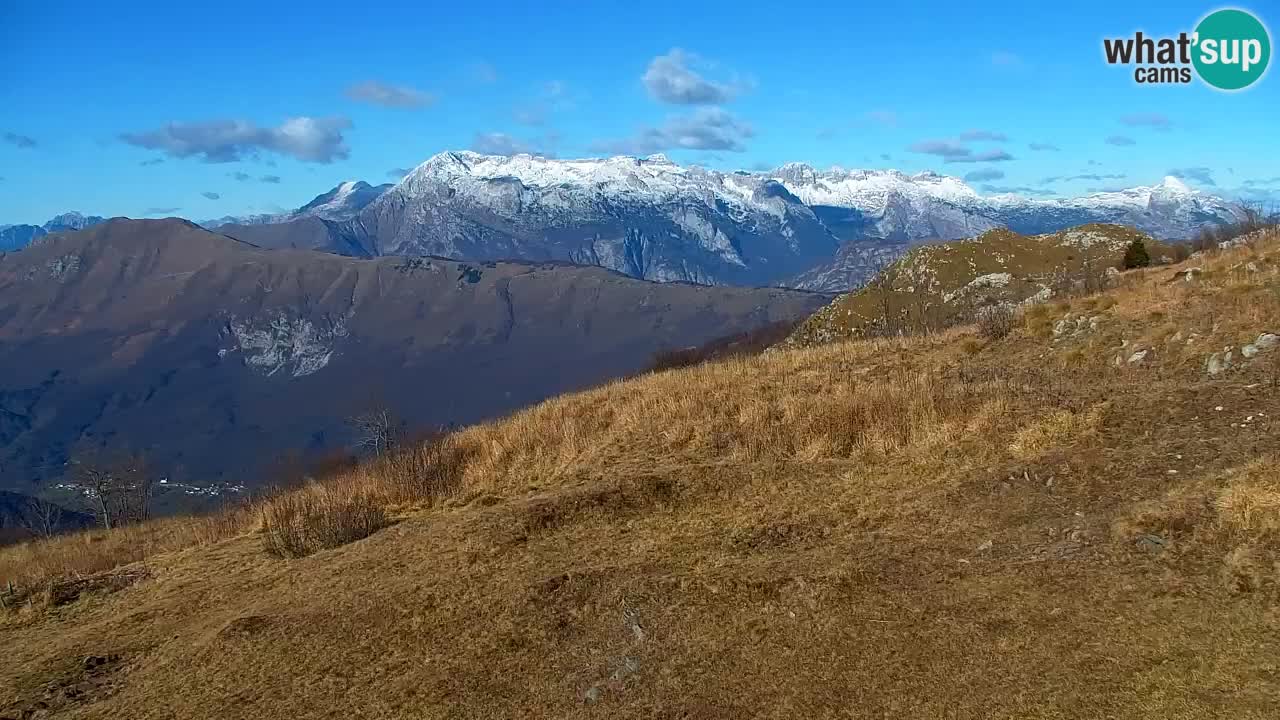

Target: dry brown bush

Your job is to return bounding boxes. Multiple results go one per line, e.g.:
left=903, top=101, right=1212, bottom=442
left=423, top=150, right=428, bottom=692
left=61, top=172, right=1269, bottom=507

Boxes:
left=975, top=304, right=1017, bottom=340
left=359, top=433, right=469, bottom=507
left=0, top=507, right=256, bottom=603
left=260, top=484, right=388, bottom=558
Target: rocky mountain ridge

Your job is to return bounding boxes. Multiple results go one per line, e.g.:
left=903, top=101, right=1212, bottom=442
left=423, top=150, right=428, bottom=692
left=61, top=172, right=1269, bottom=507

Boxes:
left=219, top=153, right=1246, bottom=291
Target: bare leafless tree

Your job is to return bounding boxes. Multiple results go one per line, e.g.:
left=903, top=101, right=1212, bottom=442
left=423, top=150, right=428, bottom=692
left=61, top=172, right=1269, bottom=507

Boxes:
left=1192, top=200, right=1277, bottom=252
left=865, top=253, right=905, bottom=337
left=19, top=496, right=67, bottom=538
left=349, top=408, right=402, bottom=457
left=71, top=448, right=154, bottom=530
left=1078, top=241, right=1111, bottom=295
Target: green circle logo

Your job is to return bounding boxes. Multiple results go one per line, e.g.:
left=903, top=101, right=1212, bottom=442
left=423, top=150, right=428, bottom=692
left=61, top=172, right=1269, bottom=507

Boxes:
left=1193, top=8, right=1271, bottom=90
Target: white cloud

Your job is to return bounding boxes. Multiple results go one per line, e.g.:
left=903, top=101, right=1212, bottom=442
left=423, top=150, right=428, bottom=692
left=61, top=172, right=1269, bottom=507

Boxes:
left=909, top=141, right=1014, bottom=163
left=470, top=132, right=555, bottom=157
left=121, top=117, right=352, bottom=163
left=642, top=49, right=738, bottom=105
left=865, top=110, right=898, bottom=127
left=1120, top=113, right=1172, bottom=129
left=964, top=169, right=1005, bottom=182
left=593, top=108, right=754, bottom=154
left=1168, top=167, right=1215, bottom=186
left=959, top=129, right=1009, bottom=142
left=3, top=131, right=37, bottom=148
left=345, top=81, right=435, bottom=109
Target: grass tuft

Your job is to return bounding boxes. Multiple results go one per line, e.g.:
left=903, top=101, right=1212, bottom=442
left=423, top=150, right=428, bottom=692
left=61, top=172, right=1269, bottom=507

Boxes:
left=261, top=485, right=388, bottom=558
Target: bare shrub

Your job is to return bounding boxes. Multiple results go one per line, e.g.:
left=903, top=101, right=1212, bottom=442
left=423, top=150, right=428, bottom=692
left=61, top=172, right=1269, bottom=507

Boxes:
left=364, top=432, right=469, bottom=506
left=69, top=449, right=155, bottom=529
left=976, top=304, right=1017, bottom=340
left=18, top=496, right=76, bottom=539
left=1167, top=242, right=1193, bottom=264
left=349, top=408, right=402, bottom=457
left=261, top=485, right=388, bottom=558
left=1192, top=201, right=1276, bottom=252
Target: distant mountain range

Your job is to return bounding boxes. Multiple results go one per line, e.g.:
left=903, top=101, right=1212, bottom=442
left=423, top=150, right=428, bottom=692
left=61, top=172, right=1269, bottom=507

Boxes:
left=0, top=218, right=824, bottom=489
left=201, top=180, right=392, bottom=228
left=0, top=212, right=106, bottom=251
left=5, top=154, right=1246, bottom=291
left=209, top=153, right=1245, bottom=291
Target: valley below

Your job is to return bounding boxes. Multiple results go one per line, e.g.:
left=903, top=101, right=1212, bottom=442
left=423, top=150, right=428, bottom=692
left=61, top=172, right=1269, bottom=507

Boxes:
left=0, top=218, right=824, bottom=496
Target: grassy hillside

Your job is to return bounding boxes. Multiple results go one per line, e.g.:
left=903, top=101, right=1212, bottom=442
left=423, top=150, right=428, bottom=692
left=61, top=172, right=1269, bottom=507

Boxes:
left=788, top=223, right=1182, bottom=345
left=2, top=229, right=1279, bottom=718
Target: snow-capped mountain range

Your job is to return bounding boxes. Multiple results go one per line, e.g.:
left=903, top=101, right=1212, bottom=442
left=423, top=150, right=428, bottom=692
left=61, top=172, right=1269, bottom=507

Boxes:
left=354, top=152, right=838, bottom=284
left=339, top=152, right=1244, bottom=289
left=202, top=180, right=392, bottom=228
left=0, top=212, right=106, bottom=251
left=5, top=153, right=1247, bottom=290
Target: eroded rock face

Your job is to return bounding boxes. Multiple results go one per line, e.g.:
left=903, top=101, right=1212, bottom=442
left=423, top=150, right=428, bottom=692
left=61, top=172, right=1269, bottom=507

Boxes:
left=48, top=254, right=82, bottom=280
left=220, top=311, right=351, bottom=378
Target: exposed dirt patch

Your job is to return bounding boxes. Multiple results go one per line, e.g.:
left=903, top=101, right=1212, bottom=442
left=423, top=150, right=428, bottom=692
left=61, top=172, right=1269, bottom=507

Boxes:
left=3, top=653, right=128, bottom=719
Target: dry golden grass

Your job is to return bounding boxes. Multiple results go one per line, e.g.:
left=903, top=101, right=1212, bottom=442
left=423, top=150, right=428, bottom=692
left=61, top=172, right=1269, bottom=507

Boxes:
left=1218, top=463, right=1280, bottom=534
left=2, top=228, right=1280, bottom=718
left=260, top=483, right=388, bottom=558
left=0, top=509, right=255, bottom=605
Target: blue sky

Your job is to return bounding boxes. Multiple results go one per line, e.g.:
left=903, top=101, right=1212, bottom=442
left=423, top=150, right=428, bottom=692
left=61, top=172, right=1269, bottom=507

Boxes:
left=1, top=0, right=1277, bottom=224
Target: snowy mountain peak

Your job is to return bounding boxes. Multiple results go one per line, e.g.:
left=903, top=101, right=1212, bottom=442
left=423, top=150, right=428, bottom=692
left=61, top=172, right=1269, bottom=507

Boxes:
left=0, top=212, right=107, bottom=251
left=1157, top=175, right=1194, bottom=194
left=293, top=180, right=392, bottom=222
left=44, top=212, right=104, bottom=232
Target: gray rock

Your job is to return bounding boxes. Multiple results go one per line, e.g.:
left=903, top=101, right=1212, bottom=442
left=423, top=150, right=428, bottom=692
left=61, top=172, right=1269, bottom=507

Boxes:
left=1127, top=349, right=1150, bottom=364
left=1171, top=267, right=1203, bottom=283
left=1207, top=351, right=1234, bottom=376
left=1136, top=534, right=1167, bottom=553
left=1243, top=334, right=1278, bottom=359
